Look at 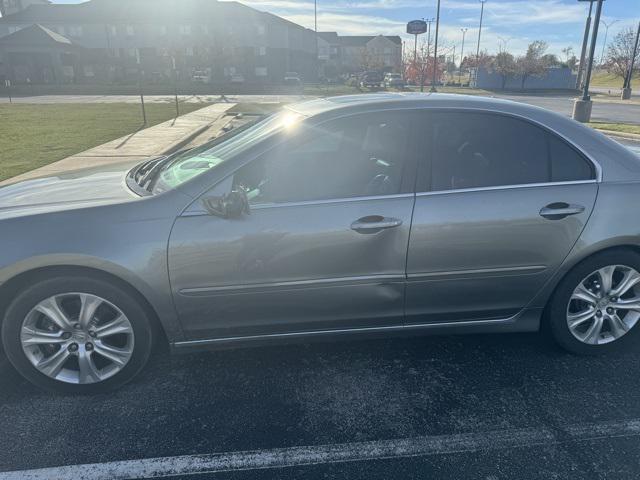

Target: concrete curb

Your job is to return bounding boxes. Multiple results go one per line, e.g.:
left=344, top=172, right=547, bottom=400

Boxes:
left=594, top=129, right=640, bottom=141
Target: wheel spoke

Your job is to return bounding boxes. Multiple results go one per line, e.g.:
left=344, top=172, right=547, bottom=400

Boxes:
left=37, top=347, right=71, bottom=378
left=611, top=269, right=640, bottom=297
left=571, top=283, right=599, bottom=305
left=581, top=316, right=604, bottom=344
left=93, top=341, right=132, bottom=367
left=598, top=265, right=616, bottom=294
left=609, top=314, right=629, bottom=339
left=94, top=315, right=132, bottom=339
left=21, top=327, right=67, bottom=346
left=78, top=294, right=103, bottom=329
left=34, top=297, right=73, bottom=330
left=78, top=351, right=101, bottom=383
left=568, top=308, right=596, bottom=329
left=613, top=298, right=640, bottom=312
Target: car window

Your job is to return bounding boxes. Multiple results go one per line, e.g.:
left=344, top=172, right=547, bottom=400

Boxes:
left=232, top=112, right=412, bottom=205
left=424, top=112, right=594, bottom=192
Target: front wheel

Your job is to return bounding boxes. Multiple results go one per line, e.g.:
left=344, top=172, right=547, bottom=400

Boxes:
left=2, top=276, right=154, bottom=394
left=548, top=250, right=640, bottom=355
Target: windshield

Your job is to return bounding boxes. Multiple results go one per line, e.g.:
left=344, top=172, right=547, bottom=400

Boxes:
left=149, top=110, right=303, bottom=194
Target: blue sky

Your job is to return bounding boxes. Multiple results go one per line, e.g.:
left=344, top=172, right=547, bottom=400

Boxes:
left=52, top=0, right=639, bottom=57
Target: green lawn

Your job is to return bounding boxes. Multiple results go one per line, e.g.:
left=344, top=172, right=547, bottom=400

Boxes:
left=590, top=71, right=639, bottom=88
left=587, top=122, right=640, bottom=136
left=0, top=102, right=207, bottom=182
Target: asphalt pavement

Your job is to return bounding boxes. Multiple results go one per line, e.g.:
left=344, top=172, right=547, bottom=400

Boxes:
left=2, top=331, right=640, bottom=479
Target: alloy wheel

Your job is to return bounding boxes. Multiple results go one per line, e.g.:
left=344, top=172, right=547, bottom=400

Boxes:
left=20, top=293, right=135, bottom=384
left=567, top=265, right=640, bottom=345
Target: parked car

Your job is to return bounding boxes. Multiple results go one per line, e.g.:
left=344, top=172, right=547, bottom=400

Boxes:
left=384, top=73, right=405, bottom=89
left=191, top=70, right=211, bottom=84
left=284, top=72, right=302, bottom=86
left=360, top=71, right=383, bottom=89
left=2, top=93, right=640, bottom=394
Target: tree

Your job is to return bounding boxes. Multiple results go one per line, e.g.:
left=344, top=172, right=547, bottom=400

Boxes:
left=561, top=46, right=574, bottom=64
left=604, top=26, right=640, bottom=86
left=516, top=40, right=548, bottom=89
left=490, top=51, right=517, bottom=89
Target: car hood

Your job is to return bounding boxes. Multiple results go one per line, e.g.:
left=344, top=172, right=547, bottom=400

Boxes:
left=0, top=160, right=142, bottom=219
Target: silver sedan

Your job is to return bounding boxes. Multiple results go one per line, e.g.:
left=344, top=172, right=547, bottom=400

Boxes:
left=2, top=93, right=640, bottom=394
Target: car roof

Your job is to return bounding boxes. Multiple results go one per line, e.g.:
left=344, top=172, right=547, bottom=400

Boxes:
left=286, top=93, right=640, bottom=183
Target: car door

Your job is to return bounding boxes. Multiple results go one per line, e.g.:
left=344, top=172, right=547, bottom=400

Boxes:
left=168, top=110, right=419, bottom=340
left=405, top=110, right=598, bottom=325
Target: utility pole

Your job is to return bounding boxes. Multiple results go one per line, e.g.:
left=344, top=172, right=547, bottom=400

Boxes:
left=314, top=0, right=319, bottom=81
left=430, top=0, right=441, bottom=92
left=573, top=0, right=604, bottom=122
left=622, top=20, right=640, bottom=99
left=459, top=27, right=467, bottom=85
left=426, top=18, right=435, bottom=54
left=471, top=0, right=487, bottom=86
left=576, top=0, right=595, bottom=89
left=599, top=19, right=618, bottom=65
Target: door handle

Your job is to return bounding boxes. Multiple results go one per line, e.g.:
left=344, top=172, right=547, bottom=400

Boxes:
left=351, top=215, right=403, bottom=233
left=539, top=202, right=585, bottom=220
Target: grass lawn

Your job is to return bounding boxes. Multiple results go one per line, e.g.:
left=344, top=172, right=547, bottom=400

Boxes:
left=587, top=122, right=640, bottom=136
left=590, top=71, right=639, bottom=88
left=0, top=102, right=207, bottom=182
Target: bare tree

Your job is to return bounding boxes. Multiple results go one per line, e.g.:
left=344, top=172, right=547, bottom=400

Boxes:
left=490, top=51, right=516, bottom=89
left=516, top=41, right=549, bottom=89
left=561, top=46, right=574, bottom=64
left=604, top=27, right=640, bottom=86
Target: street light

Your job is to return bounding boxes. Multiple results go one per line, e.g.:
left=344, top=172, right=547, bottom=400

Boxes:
left=599, top=19, right=618, bottom=64
left=471, top=0, right=487, bottom=86
left=430, top=0, right=441, bottom=92
left=622, top=21, right=640, bottom=99
left=572, top=0, right=604, bottom=122
left=459, top=28, right=468, bottom=84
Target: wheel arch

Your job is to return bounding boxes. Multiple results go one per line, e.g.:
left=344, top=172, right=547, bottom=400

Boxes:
left=539, top=243, right=640, bottom=327
left=0, top=265, right=170, bottom=352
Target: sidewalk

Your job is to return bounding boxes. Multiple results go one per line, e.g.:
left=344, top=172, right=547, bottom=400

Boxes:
left=0, top=102, right=236, bottom=186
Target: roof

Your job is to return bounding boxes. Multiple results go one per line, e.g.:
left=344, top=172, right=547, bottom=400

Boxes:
left=0, top=23, right=75, bottom=47
left=330, top=34, right=402, bottom=47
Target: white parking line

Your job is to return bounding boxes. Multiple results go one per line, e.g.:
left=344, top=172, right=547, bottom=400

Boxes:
left=2, top=418, right=640, bottom=480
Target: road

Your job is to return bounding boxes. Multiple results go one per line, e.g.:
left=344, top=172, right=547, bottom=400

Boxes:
left=2, top=331, right=640, bottom=479
left=2, top=92, right=639, bottom=125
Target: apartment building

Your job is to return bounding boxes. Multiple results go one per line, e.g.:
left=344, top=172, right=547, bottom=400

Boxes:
left=0, top=0, right=318, bottom=84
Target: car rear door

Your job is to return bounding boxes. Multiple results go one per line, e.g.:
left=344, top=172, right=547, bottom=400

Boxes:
left=168, top=110, right=420, bottom=341
left=405, top=110, right=599, bottom=325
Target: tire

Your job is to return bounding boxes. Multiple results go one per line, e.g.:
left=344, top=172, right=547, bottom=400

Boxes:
left=548, top=249, right=640, bottom=355
left=1, top=276, right=154, bottom=394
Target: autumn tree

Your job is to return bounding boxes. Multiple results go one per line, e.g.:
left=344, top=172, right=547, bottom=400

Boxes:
left=516, top=41, right=549, bottom=89
left=490, top=51, right=517, bottom=89
left=604, top=27, right=640, bottom=86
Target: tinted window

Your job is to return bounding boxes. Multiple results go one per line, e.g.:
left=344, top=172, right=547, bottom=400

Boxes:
left=233, top=112, right=413, bottom=204
left=426, top=112, right=594, bottom=192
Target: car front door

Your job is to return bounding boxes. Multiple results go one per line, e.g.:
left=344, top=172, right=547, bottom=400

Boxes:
left=406, top=110, right=599, bottom=325
left=169, top=110, right=419, bottom=340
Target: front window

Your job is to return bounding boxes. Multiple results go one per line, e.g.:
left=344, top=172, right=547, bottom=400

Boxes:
left=148, top=111, right=303, bottom=194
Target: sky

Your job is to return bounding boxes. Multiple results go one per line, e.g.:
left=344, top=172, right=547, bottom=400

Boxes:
left=51, top=0, right=640, bottom=57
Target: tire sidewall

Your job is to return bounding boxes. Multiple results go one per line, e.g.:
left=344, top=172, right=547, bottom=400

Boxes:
left=549, top=250, right=640, bottom=355
left=2, top=276, right=153, bottom=394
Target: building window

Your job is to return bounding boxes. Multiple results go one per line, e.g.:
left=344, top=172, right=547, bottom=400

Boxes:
left=127, top=48, right=137, bottom=58
left=255, top=67, right=268, bottom=77
left=179, top=25, right=192, bottom=35
left=68, top=25, right=83, bottom=37
left=384, top=48, right=392, bottom=54
left=83, top=65, right=95, bottom=77
left=185, top=47, right=195, bottom=56
left=126, top=25, right=135, bottom=36
left=109, top=25, right=117, bottom=36
left=257, top=46, right=267, bottom=56
left=257, top=25, right=266, bottom=35
left=159, top=25, right=168, bottom=35
left=202, top=25, right=209, bottom=35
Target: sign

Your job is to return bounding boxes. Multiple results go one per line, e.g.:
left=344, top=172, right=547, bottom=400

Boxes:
left=406, top=20, right=427, bottom=35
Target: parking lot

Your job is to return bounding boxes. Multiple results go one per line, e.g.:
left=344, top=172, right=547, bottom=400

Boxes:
left=2, top=329, right=640, bottom=479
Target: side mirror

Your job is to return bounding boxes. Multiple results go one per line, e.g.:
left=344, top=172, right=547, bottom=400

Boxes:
left=202, top=188, right=250, bottom=219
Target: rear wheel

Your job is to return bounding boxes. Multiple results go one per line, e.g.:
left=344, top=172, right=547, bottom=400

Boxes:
left=2, top=276, right=154, bottom=393
left=548, top=250, right=640, bottom=355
